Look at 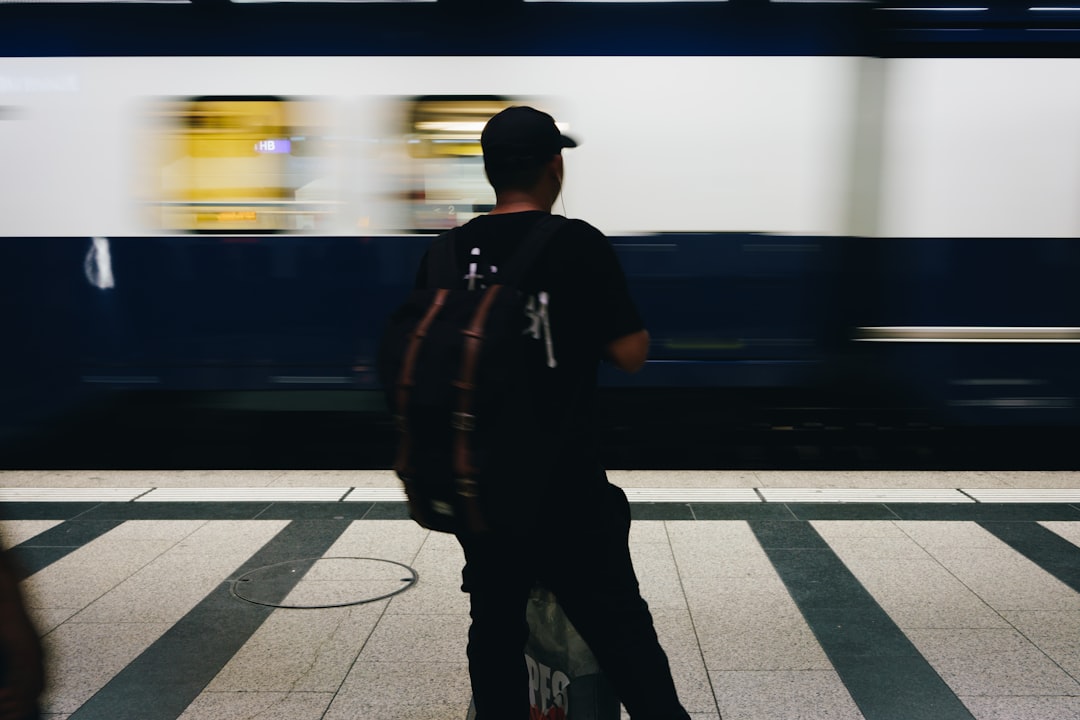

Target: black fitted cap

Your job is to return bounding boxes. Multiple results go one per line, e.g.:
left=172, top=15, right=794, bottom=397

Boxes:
left=481, top=106, right=577, bottom=166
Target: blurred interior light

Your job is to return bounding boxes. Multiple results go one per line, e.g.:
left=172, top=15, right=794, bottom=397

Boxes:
left=414, top=120, right=571, bottom=134
left=415, top=121, right=487, bottom=133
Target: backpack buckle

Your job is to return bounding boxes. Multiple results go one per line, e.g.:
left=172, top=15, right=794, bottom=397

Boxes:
left=451, top=411, right=475, bottom=431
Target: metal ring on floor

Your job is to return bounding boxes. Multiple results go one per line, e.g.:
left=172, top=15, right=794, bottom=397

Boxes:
left=230, top=556, right=419, bottom=609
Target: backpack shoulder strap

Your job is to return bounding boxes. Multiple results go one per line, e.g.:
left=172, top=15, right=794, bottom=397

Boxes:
left=426, top=228, right=460, bottom=289
left=497, top=214, right=569, bottom=287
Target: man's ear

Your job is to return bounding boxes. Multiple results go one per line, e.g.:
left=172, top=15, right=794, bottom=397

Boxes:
left=551, top=154, right=564, bottom=182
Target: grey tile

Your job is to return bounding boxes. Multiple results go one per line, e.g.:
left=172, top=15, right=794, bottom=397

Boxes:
left=71, top=568, right=235, bottom=624
left=681, top=574, right=796, bottom=619
left=325, top=701, right=470, bottom=720
left=834, top=655, right=976, bottom=720
left=26, top=606, right=80, bottom=634
left=66, top=521, right=289, bottom=623
left=272, top=469, right=391, bottom=487
left=960, top=695, right=1080, bottom=720
left=668, top=522, right=776, bottom=579
left=986, top=471, right=1080, bottom=489
left=9, top=548, right=78, bottom=580
left=609, top=470, right=759, bottom=488
left=63, top=517, right=353, bottom=720
left=628, top=520, right=671, bottom=545
left=754, top=470, right=993, bottom=489
left=884, top=601, right=1012, bottom=631
left=386, top=548, right=468, bottom=615
left=825, top=556, right=1008, bottom=629
left=1041, top=521, right=1080, bottom=548
left=386, top=574, right=469, bottom=615
left=0, top=520, right=63, bottom=546
left=299, top=556, right=420, bottom=582
left=928, top=547, right=1080, bottom=612
left=632, top=542, right=687, bottom=610
left=88, top=519, right=206, bottom=542
left=906, top=628, right=1080, bottom=697
left=278, top=579, right=409, bottom=608
left=40, top=622, right=174, bottom=714
left=981, top=521, right=1080, bottom=596
left=21, top=539, right=183, bottom=610
left=32, top=469, right=279, bottom=487
left=358, top=613, right=471, bottom=663
left=695, top=609, right=833, bottom=671
left=650, top=608, right=717, bottom=714
left=169, top=520, right=290, bottom=557
left=711, top=670, right=864, bottom=720
left=0, top=470, right=47, bottom=484
left=176, top=692, right=334, bottom=720
left=1001, top=610, right=1080, bottom=680
left=324, top=661, right=471, bottom=715
left=206, top=605, right=386, bottom=692
left=322, top=520, right=429, bottom=565
left=816, top=535, right=933, bottom=562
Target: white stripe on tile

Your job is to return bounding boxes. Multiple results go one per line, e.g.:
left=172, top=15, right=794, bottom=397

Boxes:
left=622, top=488, right=761, bottom=503
left=962, top=489, right=1080, bottom=503
left=0, top=487, right=149, bottom=502
left=342, top=488, right=409, bottom=502
left=136, top=488, right=349, bottom=502
left=758, top=488, right=974, bottom=503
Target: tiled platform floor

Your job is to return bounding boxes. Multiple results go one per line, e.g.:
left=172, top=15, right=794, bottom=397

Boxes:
left=3, top=470, right=1080, bottom=720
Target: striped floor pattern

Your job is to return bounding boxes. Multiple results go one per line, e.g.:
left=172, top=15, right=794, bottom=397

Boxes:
left=5, top=493, right=1080, bottom=720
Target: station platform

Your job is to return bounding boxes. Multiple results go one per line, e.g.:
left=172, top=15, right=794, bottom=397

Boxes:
left=4, top=469, right=1080, bottom=720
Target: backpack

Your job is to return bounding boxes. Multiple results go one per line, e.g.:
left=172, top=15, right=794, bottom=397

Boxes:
left=378, top=215, right=568, bottom=535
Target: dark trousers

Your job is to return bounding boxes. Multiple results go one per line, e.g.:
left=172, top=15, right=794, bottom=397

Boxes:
left=458, top=483, right=691, bottom=720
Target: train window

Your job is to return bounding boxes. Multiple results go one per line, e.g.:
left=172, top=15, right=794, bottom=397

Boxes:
left=402, top=96, right=508, bottom=230
left=140, top=96, right=337, bottom=233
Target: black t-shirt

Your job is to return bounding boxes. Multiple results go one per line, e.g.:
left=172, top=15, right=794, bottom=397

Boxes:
left=414, top=211, right=644, bottom=482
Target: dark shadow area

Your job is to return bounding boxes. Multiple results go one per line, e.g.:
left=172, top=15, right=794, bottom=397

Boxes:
left=1, top=389, right=1077, bottom=471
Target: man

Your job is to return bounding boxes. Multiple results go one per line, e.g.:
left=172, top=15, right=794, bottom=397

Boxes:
left=415, top=106, right=691, bottom=720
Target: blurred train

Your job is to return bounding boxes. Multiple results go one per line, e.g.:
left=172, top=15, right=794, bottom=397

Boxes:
left=2, top=0, right=1080, bottom=440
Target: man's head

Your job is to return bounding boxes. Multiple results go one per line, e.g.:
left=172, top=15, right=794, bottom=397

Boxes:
left=481, top=106, right=577, bottom=194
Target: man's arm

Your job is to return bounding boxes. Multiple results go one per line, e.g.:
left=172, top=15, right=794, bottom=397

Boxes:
left=606, top=329, right=650, bottom=374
